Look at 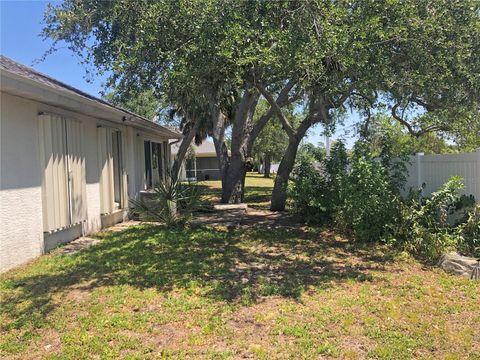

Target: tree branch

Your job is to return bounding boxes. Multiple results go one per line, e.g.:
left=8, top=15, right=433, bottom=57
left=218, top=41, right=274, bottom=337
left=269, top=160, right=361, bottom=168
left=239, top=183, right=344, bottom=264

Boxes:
left=391, top=103, right=420, bottom=136
left=408, top=96, right=438, bottom=112
left=246, top=80, right=300, bottom=155
left=391, top=102, right=448, bottom=137
left=329, top=84, right=355, bottom=108
left=255, top=83, right=297, bottom=141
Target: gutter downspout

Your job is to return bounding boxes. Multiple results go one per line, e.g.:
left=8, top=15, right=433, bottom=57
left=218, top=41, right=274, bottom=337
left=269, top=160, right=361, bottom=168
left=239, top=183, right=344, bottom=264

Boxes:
left=169, top=138, right=182, bottom=178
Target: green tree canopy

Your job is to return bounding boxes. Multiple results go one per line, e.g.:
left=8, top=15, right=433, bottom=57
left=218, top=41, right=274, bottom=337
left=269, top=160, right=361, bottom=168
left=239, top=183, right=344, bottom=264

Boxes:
left=103, top=89, right=160, bottom=120
left=43, top=0, right=480, bottom=207
left=364, top=113, right=480, bottom=156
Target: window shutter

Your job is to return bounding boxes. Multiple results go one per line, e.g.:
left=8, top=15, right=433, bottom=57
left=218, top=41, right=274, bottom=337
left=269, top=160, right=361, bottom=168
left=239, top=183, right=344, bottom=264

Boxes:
left=66, top=119, right=87, bottom=224
left=120, top=134, right=129, bottom=208
left=39, top=114, right=69, bottom=232
left=97, top=127, right=114, bottom=214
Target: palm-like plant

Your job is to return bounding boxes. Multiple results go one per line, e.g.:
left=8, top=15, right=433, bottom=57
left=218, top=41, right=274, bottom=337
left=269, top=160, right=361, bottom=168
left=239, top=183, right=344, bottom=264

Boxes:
left=130, top=174, right=203, bottom=227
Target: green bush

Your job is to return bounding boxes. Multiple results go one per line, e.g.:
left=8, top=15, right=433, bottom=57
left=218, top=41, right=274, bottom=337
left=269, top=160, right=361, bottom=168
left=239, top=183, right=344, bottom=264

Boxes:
left=289, top=159, right=332, bottom=224
left=396, top=176, right=464, bottom=261
left=456, top=204, right=480, bottom=258
left=289, top=141, right=347, bottom=224
left=289, top=138, right=478, bottom=261
left=336, top=146, right=401, bottom=242
left=290, top=141, right=401, bottom=241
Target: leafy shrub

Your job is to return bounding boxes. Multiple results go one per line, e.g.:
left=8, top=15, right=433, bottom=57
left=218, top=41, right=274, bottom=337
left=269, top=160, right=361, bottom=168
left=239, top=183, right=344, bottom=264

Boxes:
left=325, top=141, right=348, bottom=207
left=325, top=141, right=348, bottom=179
left=289, top=137, right=478, bottom=261
left=456, top=204, right=480, bottom=257
left=378, top=149, right=408, bottom=194
left=396, top=176, right=464, bottom=261
left=289, top=141, right=347, bottom=224
left=290, top=141, right=402, bottom=240
left=130, top=176, right=203, bottom=227
left=289, top=158, right=332, bottom=224
left=336, top=146, right=401, bottom=242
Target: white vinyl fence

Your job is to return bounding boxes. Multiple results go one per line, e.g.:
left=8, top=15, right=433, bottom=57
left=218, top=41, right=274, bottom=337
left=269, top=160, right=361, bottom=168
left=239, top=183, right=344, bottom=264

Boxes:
left=403, top=149, right=480, bottom=202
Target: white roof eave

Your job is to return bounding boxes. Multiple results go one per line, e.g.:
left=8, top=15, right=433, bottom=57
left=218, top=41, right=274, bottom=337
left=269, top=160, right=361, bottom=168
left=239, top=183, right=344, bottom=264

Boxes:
left=0, top=69, right=182, bottom=139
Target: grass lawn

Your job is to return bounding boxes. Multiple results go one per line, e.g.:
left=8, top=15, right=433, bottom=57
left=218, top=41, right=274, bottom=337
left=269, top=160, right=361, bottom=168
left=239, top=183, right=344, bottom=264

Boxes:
left=1, top=174, right=479, bottom=359
left=198, top=172, right=275, bottom=210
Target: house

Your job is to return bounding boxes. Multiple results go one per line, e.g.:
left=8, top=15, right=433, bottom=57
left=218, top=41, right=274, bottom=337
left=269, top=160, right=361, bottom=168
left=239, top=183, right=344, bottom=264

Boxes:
left=0, top=56, right=182, bottom=272
left=171, top=140, right=221, bottom=181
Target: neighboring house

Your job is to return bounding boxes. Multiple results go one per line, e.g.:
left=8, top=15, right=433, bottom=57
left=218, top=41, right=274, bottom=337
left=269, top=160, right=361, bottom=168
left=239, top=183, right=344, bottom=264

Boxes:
left=171, top=140, right=221, bottom=181
left=0, top=56, right=182, bottom=272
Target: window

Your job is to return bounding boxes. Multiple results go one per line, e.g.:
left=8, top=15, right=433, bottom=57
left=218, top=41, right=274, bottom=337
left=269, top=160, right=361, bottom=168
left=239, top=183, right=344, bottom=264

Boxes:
left=144, top=140, right=166, bottom=188
left=152, top=142, right=163, bottom=185
left=98, top=127, right=126, bottom=214
left=144, top=140, right=152, bottom=188
left=185, top=157, right=196, bottom=179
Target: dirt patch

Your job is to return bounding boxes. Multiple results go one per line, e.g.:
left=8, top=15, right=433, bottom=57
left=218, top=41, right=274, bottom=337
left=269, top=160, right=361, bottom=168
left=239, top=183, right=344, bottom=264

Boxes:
left=191, top=206, right=297, bottom=229
left=9, top=329, right=63, bottom=360
left=55, top=237, right=100, bottom=256
left=54, top=220, right=143, bottom=256
left=192, top=209, right=246, bottom=227
left=242, top=209, right=297, bottom=227
left=62, top=279, right=96, bottom=303
left=121, top=322, right=190, bottom=350
left=107, top=220, right=142, bottom=232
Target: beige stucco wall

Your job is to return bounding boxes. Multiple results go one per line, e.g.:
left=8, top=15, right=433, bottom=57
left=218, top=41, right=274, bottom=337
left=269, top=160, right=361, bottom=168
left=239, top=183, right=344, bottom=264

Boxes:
left=0, top=92, right=44, bottom=272
left=0, top=91, right=171, bottom=272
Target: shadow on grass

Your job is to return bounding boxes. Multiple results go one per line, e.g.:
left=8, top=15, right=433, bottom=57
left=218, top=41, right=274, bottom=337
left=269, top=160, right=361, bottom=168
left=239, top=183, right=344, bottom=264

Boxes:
left=243, top=186, right=273, bottom=207
left=1, top=224, right=393, bottom=334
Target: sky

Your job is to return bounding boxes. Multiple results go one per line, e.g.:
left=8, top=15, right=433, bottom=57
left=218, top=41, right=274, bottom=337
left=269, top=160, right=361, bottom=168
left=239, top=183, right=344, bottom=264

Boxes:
left=1, top=0, right=358, bottom=148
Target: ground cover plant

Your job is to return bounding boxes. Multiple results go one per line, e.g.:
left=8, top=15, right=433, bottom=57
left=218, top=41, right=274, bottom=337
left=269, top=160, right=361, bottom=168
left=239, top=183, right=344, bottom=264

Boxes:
left=1, top=176, right=480, bottom=359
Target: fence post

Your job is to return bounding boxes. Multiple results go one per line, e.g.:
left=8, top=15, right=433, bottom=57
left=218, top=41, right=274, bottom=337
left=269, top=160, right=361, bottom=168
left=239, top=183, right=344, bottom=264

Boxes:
left=416, top=152, right=424, bottom=194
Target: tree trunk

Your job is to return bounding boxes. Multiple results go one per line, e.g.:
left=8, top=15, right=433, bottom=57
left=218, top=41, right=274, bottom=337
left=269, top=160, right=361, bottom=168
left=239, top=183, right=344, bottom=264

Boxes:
left=210, top=110, right=250, bottom=204
left=210, top=81, right=297, bottom=205
left=171, top=120, right=198, bottom=182
left=217, top=88, right=259, bottom=204
left=270, top=138, right=301, bottom=211
left=221, top=153, right=247, bottom=203
left=268, top=92, right=333, bottom=211
left=212, top=137, right=230, bottom=193
left=264, top=153, right=272, bottom=178
left=270, top=115, right=313, bottom=211
left=208, top=92, right=232, bottom=201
